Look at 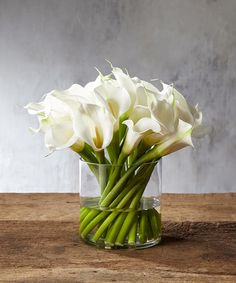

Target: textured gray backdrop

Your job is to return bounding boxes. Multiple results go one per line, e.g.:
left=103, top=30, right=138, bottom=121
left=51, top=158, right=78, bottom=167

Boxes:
left=0, top=0, right=235, bottom=193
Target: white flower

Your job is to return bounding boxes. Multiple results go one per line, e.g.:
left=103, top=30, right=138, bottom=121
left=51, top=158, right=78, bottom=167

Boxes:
left=25, top=90, right=83, bottom=152
left=75, top=103, right=115, bottom=151
left=122, top=106, right=161, bottom=155
left=155, top=119, right=193, bottom=156
left=132, top=77, right=159, bottom=108
left=109, top=66, right=158, bottom=111
left=157, top=82, right=205, bottom=136
left=65, top=84, right=102, bottom=106
left=25, top=63, right=205, bottom=160
left=89, top=76, right=131, bottom=131
left=111, top=67, right=137, bottom=111
left=144, top=82, right=205, bottom=156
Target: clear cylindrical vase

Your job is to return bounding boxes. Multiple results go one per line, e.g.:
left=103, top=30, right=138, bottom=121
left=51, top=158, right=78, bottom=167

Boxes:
left=79, top=159, right=162, bottom=249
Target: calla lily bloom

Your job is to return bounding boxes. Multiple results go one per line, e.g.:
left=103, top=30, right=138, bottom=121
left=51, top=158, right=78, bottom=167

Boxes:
left=75, top=104, right=115, bottom=151
left=25, top=91, right=84, bottom=152
left=26, top=63, right=205, bottom=159
left=119, top=104, right=160, bottom=155
left=132, top=77, right=158, bottom=108
left=93, top=77, right=131, bottom=131
left=60, top=84, right=102, bottom=107
left=111, top=67, right=137, bottom=112
left=122, top=117, right=161, bottom=155
left=144, top=82, right=205, bottom=155
left=157, top=119, right=193, bottom=156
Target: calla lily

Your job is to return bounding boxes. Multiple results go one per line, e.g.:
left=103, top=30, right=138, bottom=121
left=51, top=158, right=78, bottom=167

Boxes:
left=26, top=63, right=205, bottom=161
left=63, top=84, right=102, bottom=106
left=92, top=77, right=131, bottom=130
left=158, top=119, right=193, bottom=156
left=132, top=77, right=159, bottom=108
left=170, top=85, right=206, bottom=138
left=142, top=119, right=193, bottom=162
left=111, top=67, right=137, bottom=112
left=25, top=91, right=84, bottom=152
left=157, top=82, right=205, bottom=133
left=75, top=104, right=115, bottom=151
left=144, top=82, right=205, bottom=155
left=111, top=66, right=160, bottom=111
left=122, top=117, right=161, bottom=155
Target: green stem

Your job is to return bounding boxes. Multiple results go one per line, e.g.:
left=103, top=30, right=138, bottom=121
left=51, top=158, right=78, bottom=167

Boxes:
left=80, top=207, right=90, bottom=223
left=81, top=211, right=110, bottom=238
left=128, top=215, right=138, bottom=245
left=95, top=150, right=105, bottom=164
left=148, top=209, right=161, bottom=239
left=99, top=164, right=138, bottom=207
left=82, top=144, right=98, bottom=163
left=119, top=114, right=128, bottom=144
left=115, top=211, right=137, bottom=245
left=105, top=212, right=127, bottom=246
left=92, top=211, right=120, bottom=242
left=139, top=210, right=148, bottom=244
left=80, top=209, right=100, bottom=232
left=102, top=162, right=156, bottom=208
left=129, top=189, right=143, bottom=209
left=107, top=130, right=120, bottom=163
left=99, top=152, right=127, bottom=204
left=100, top=145, right=160, bottom=208
left=128, top=142, right=148, bottom=167
left=147, top=211, right=154, bottom=240
left=109, top=183, right=139, bottom=208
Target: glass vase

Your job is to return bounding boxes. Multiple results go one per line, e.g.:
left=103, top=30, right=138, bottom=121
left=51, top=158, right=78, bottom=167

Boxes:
left=79, top=158, right=162, bottom=249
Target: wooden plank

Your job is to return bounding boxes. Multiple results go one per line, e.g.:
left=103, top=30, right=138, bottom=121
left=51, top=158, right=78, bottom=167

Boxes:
left=0, top=193, right=235, bottom=222
left=0, top=194, right=235, bottom=282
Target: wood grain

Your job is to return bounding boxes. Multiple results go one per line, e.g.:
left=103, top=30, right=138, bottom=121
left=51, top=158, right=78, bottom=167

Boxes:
left=0, top=194, right=235, bottom=283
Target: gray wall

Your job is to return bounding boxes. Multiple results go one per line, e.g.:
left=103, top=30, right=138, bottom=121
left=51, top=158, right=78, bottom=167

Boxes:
left=0, top=0, right=235, bottom=193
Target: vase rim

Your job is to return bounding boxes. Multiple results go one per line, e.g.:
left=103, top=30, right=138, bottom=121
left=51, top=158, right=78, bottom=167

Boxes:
left=79, top=157, right=162, bottom=167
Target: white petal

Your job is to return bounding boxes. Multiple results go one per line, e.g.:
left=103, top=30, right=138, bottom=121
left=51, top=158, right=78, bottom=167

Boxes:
left=151, top=100, right=175, bottom=133
left=66, top=84, right=102, bottom=106
left=75, top=104, right=114, bottom=151
left=129, top=105, right=151, bottom=124
left=172, top=88, right=194, bottom=125
left=159, top=82, right=174, bottom=104
left=157, top=119, right=193, bottom=156
left=122, top=120, right=141, bottom=154
left=95, top=82, right=131, bottom=119
left=44, top=116, right=79, bottom=150
left=112, top=67, right=136, bottom=107
left=122, top=118, right=161, bottom=154
left=24, top=102, right=46, bottom=115
left=141, top=80, right=161, bottom=96
left=143, top=132, right=163, bottom=146
left=135, top=85, right=149, bottom=107
left=134, top=117, right=161, bottom=134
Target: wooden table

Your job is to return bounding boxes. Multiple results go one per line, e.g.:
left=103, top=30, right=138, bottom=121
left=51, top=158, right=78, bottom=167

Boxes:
left=0, top=194, right=235, bottom=283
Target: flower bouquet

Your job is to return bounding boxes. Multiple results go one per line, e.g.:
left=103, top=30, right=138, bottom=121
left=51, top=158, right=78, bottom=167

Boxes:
left=26, top=63, right=205, bottom=249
